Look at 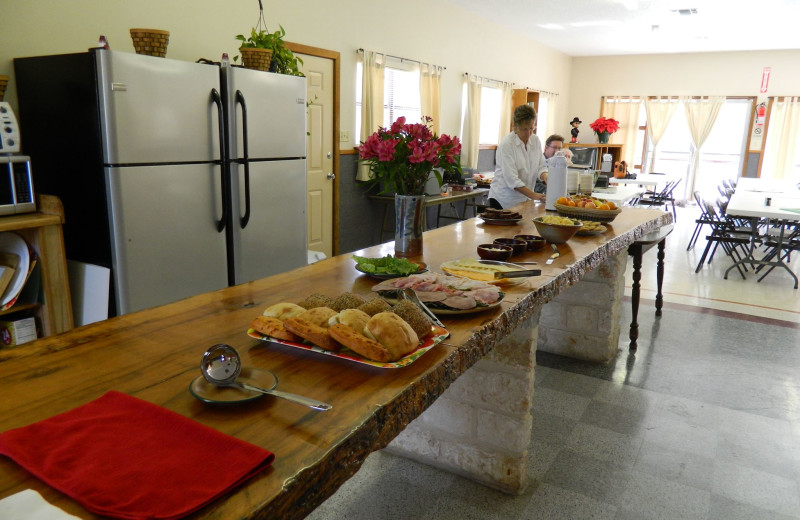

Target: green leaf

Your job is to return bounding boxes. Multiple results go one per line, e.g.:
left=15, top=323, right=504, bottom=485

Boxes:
left=352, top=255, right=421, bottom=275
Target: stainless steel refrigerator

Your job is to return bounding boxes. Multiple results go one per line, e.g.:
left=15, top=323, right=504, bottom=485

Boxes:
left=14, top=49, right=307, bottom=316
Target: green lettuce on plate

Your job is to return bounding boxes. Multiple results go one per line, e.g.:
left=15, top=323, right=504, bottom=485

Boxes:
left=352, top=255, right=421, bottom=275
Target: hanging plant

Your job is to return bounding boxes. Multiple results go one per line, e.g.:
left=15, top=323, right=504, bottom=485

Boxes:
left=233, top=1, right=303, bottom=76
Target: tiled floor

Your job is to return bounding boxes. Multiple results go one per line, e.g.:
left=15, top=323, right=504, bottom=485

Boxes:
left=307, top=206, right=800, bottom=520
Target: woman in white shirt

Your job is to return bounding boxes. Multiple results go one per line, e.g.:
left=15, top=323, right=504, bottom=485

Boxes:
left=487, top=105, right=547, bottom=209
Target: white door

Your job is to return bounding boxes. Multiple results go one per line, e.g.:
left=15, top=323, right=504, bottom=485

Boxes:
left=298, top=53, right=334, bottom=258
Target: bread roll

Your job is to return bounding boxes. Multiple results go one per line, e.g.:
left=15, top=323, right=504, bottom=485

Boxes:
left=364, top=312, right=419, bottom=361
left=263, top=302, right=306, bottom=321
left=297, top=307, right=337, bottom=328
left=328, top=308, right=371, bottom=333
left=283, top=317, right=341, bottom=351
left=250, top=316, right=300, bottom=342
left=328, top=323, right=392, bottom=362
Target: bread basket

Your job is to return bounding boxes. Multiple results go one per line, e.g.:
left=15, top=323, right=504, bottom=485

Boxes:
left=553, top=202, right=621, bottom=223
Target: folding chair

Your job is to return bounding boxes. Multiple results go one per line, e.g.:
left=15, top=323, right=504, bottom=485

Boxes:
left=694, top=201, right=751, bottom=278
left=638, top=178, right=681, bottom=220
left=687, top=191, right=714, bottom=250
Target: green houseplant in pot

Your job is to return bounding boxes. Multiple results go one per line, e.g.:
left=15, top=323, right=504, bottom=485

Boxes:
left=235, top=25, right=303, bottom=75
left=358, top=116, right=463, bottom=256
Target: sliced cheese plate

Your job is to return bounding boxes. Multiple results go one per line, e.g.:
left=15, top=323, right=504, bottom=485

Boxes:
left=440, top=258, right=531, bottom=286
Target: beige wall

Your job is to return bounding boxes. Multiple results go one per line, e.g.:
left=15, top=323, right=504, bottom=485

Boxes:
left=568, top=49, right=800, bottom=136
left=0, top=0, right=572, bottom=143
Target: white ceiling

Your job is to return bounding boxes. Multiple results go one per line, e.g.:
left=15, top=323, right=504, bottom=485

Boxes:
left=445, top=0, right=800, bottom=56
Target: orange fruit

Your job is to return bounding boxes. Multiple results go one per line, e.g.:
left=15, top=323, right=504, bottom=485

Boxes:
left=607, top=202, right=617, bottom=210
left=556, top=196, right=568, bottom=205
left=597, top=203, right=610, bottom=210
left=567, top=200, right=576, bottom=207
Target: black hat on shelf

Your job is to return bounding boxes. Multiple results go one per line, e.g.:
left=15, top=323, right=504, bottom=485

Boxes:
left=570, top=117, right=582, bottom=124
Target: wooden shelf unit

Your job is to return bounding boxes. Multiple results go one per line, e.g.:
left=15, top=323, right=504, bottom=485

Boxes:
left=564, top=143, right=624, bottom=171
left=0, top=194, right=73, bottom=338
left=510, top=89, right=539, bottom=131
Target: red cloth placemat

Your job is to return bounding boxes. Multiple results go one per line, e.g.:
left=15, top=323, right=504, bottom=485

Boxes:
left=0, top=391, right=274, bottom=519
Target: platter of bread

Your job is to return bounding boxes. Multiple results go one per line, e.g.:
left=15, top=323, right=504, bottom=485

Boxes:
left=248, top=293, right=449, bottom=369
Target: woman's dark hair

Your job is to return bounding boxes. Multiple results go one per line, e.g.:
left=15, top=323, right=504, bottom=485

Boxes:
left=513, top=104, right=536, bottom=126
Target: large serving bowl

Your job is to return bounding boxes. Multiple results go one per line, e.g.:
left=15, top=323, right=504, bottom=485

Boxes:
left=532, top=216, right=582, bottom=244
left=477, top=243, right=513, bottom=261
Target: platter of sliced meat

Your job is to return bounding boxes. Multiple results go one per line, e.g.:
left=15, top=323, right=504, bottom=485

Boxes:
left=371, top=272, right=505, bottom=315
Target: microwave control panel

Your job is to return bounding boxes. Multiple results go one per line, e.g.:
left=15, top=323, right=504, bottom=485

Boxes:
left=0, top=102, right=21, bottom=154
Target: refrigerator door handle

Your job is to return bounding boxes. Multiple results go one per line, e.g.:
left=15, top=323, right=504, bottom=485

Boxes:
left=211, top=88, right=227, bottom=233
left=235, top=90, right=251, bottom=229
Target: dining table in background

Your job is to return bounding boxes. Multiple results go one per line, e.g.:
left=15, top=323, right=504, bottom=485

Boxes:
left=0, top=200, right=671, bottom=520
left=724, top=177, right=800, bottom=288
left=591, top=185, right=647, bottom=206
left=610, top=173, right=679, bottom=192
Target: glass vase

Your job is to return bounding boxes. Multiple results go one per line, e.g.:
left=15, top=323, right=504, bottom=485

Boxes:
left=394, top=194, right=425, bottom=257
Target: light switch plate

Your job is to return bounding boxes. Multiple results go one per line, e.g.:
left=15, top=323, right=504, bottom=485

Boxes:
left=339, top=130, right=350, bottom=142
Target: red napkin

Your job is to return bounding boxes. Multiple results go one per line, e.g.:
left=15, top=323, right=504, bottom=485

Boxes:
left=0, top=391, right=274, bottom=520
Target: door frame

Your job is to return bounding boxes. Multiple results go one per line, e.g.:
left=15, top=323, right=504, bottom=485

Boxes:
left=286, top=42, right=341, bottom=256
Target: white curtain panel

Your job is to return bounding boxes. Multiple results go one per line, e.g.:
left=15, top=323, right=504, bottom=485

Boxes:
left=644, top=96, right=681, bottom=173
left=460, top=75, right=483, bottom=170
left=601, top=96, right=641, bottom=167
left=542, top=91, right=558, bottom=141
left=761, top=97, right=800, bottom=180
left=420, top=63, right=442, bottom=135
left=357, top=50, right=385, bottom=181
left=497, top=82, right=513, bottom=144
left=684, top=96, right=725, bottom=194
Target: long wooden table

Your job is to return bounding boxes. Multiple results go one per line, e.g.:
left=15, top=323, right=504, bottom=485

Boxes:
left=0, top=201, right=671, bottom=519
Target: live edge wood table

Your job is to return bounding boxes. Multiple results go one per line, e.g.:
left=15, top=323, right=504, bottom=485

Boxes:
left=0, top=202, right=671, bottom=520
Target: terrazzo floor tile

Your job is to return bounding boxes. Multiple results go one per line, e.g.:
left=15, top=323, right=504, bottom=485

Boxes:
left=712, top=460, right=800, bottom=516
left=617, top=471, right=711, bottom=520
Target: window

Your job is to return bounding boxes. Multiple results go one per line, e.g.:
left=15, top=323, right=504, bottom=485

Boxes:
left=644, top=98, right=751, bottom=201
left=478, top=86, right=502, bottom=145
left=355, top=59, right=421, bottom=138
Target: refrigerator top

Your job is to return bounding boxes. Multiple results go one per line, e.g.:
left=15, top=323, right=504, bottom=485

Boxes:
left=96, top=50, right=224, bottom=165
left=222, top=64, right=307, bottom=160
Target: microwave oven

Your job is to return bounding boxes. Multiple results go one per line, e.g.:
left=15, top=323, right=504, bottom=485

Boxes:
left=0, top=155, right=36, bottom=215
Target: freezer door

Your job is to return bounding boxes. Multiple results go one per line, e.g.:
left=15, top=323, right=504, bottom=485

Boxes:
left=226, top=66, right=306, bottom=159
left=106, top=164, right=228, bottom=314
left=230, top=159, right=307, bottom=285
left=97, top=50, right=222, bottom=164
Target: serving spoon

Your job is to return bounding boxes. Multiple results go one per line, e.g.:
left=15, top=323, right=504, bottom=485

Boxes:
left=201, top=344, right=332, bottom=411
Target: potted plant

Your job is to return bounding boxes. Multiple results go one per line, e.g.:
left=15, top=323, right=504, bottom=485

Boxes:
left=358, top=116, right=462, bottom=256
left=589, top=117, right=620, bottom=144
left=235, top=26, right=303, bottom=75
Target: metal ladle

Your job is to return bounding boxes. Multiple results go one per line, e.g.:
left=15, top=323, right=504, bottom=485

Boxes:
left=201, top=344, right=332, bottom=411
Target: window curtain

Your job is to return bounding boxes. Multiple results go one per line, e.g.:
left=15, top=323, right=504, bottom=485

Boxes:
left=601, top=96, right=641, bottom=167
left=419, top=63, right=442, bottom=135
left=684, top=95, right=725, bottom=195
left=496, top=81, right=513, bottom=144
left=356, top=50, right=385, bottom=181
left=761, top=97, right=800, bottom=180
left=460, top=75, right=482, bottom=170
left=644, top=96, right=681, bottom=173
left=540, top=91, right=558, bottom=140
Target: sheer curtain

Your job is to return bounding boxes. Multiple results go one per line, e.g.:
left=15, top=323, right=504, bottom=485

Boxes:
left=539, top=91, right=558, bottom=140
left=497, top=81, right=513, bottom=144
left=356, top=50, right=385, bottom=181
left=460, top=75, right=482, bottom=170
left=601, top=96, right=641, bottom=166
left=419, top=63, right=442, bottom=135
left=761, top=97, right=800, bottom=180
left=684, top=96, right=725, bottom=194
left=644, top=96, right=681, bottom=173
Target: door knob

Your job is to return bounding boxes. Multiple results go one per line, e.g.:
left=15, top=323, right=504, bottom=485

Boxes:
left=327, top=152, right=332, bottom=159
left=326, top=172, right=335, bottom=180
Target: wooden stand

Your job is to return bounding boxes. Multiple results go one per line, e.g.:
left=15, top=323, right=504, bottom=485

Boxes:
left=0, top=194, right=73, bottom=338
left=510, top=89, right=539, bottom=131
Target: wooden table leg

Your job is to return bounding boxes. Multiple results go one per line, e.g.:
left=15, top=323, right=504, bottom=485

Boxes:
left=655, top=238, right=666, bottom=316
left=628, top=243, right=642, bottom=350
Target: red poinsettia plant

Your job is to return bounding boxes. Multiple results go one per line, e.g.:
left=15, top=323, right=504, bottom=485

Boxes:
left=589, top=117, right=620, bottom=135
left=358, top=116, right=462, bottom=196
